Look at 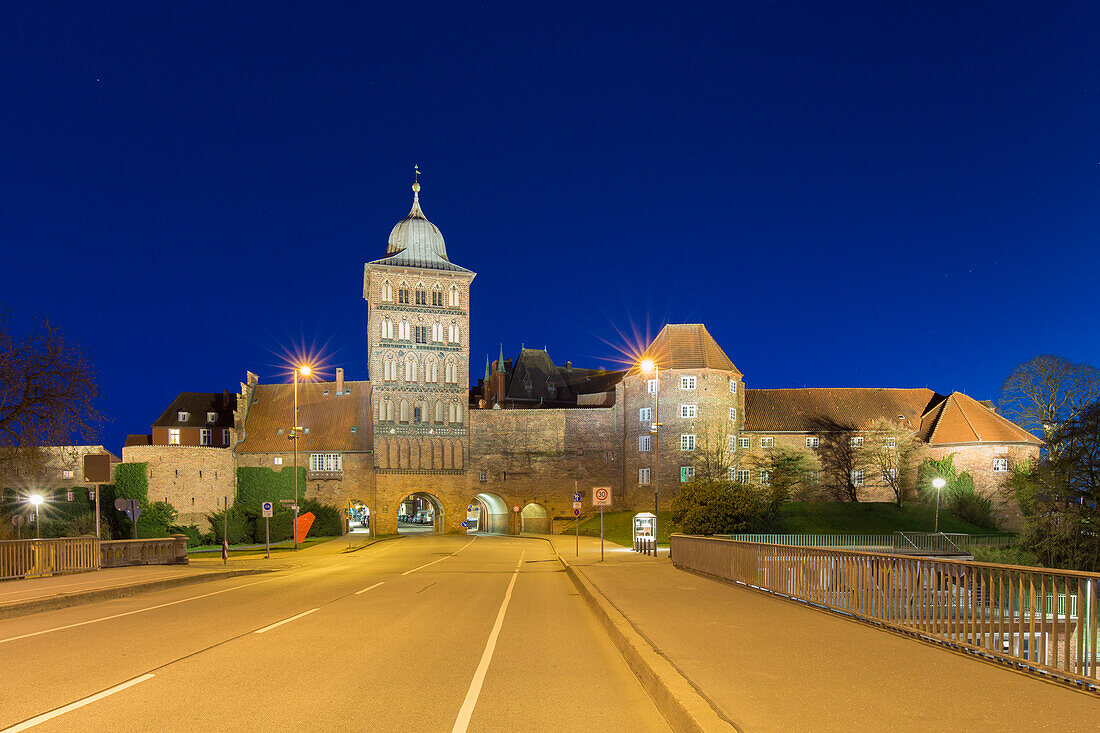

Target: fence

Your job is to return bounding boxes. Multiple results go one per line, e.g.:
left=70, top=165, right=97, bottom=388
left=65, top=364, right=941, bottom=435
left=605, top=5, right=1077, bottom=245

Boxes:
left=101, top=536, right=189, bottom=568
left=0, top=537, right=100, bottom=580
left=719, top=533, right=1017, bottom=555
left=671, top=534, right=1100, bottom=691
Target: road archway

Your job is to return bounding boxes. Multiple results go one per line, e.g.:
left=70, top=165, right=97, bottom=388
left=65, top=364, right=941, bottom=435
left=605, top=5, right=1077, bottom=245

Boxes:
left=396, top=492, right=445, bottom=534
left=348, top=500, right=371, bottom=534
left=467, top=492, right=509, bottom=534
left=520, top=502, right=550, bottom=534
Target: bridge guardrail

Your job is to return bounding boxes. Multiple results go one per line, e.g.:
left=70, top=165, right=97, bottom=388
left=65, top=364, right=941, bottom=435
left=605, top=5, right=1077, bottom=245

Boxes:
left=672, top=534, right=1100, bottom=692
left=718, top=533, right=1017, bottom=554
left=0, top=537, right=101, bottom=580
left=101, top=536, right=189, bottom=568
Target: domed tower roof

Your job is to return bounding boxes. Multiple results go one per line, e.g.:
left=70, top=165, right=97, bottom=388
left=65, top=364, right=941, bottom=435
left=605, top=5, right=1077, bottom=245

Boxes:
left=369, top=181, right=471, bottom=273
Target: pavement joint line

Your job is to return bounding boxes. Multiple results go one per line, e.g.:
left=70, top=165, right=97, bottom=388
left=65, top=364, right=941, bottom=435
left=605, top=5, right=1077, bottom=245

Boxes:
left=0, top=673, right=156, bottom=732
left=450, top=550, right=525, bottom=733
left=253, top=607, right=319, bottom=634
left=0, top=575, right=283, bottom=645
left=354, top=581, right=384, bottom=595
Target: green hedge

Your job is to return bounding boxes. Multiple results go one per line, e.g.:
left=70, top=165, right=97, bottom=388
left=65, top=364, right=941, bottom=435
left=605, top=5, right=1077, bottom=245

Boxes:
left=236, top=466, right=307, bottom=510
left=114, top=463, right=149, bottom=503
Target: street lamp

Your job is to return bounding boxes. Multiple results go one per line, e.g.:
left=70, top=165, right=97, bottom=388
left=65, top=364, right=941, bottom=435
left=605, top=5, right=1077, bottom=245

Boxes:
left=932, top=477, right=946, bottom=534
left=292, top=364, right=312, bottom=550
left=29, top=494, right=43, bottom=539
left=640, top=358, right=659, bottom=556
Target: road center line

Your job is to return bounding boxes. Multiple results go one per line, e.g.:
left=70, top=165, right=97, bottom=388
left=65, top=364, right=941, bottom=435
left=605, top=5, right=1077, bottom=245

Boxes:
left=355, top=582, right=384, bottom=595
left=1, top=673, right=156, bottom=732
left=450, top=550, right=525, bottom=733
left=253, top=608, right=319, bottom=634
left=0, top=576, right=281, bottom=646
left=401, top=538, right=477, bottom=576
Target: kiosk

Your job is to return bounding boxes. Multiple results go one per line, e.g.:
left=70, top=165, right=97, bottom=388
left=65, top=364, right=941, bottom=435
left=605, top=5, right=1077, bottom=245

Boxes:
left=633, top=512, right=657, bottom=555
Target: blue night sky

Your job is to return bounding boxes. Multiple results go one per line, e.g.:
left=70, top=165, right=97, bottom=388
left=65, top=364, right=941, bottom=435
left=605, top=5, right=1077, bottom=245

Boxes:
left=2, top=2, right=1098, bottom=454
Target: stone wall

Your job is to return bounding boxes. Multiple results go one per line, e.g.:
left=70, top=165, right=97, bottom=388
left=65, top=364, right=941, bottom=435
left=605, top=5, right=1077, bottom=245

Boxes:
left=121, top=444, right=235, bottom=528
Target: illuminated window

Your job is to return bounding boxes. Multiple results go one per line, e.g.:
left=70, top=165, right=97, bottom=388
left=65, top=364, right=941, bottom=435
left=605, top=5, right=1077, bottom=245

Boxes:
left=680, top=466, right=695, bottom=482
left=168, top=429, right=180, bottom=445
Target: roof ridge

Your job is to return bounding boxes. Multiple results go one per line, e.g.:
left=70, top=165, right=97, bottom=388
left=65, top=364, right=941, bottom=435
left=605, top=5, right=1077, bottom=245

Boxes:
left=950, top=392, right=982, bottom=441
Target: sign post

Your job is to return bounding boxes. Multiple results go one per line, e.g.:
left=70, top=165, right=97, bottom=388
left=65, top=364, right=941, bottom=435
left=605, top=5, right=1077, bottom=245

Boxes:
left=113, top=498, right=142, bottom=539
left=261, top=501, right=273, bottom=558
left=83, top=453, right=112, bottom=541
left=574, top=481, right=580, bottom=557
left=592, top=487, right=612, bottom=562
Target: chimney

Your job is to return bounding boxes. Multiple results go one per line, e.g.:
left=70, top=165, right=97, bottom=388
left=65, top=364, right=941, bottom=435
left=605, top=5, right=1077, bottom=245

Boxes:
left=336, top=368, right=344, bottom=394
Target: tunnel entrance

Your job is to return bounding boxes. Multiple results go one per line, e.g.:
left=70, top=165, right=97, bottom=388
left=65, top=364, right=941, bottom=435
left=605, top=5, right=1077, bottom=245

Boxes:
left=466, top=492, right=509, bottom=534
left=348, top=500, right=371, bottom=534
left=520, top=502, right=549, bottom=534
left=397, top=492, right=444, bottom=534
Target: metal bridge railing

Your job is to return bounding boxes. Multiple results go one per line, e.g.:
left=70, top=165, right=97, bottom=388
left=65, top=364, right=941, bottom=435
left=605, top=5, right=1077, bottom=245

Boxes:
left=671, top=534, right=1100, bottom=692
left=719, top=532, right=1017, bottom=554
left=0, top=537, right=101, bottom=580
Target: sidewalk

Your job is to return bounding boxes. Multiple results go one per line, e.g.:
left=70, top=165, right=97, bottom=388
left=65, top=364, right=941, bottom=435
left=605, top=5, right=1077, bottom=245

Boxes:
left=544, top=534, right=1100, bottom=732
left=0, top=535, right=387, bottom=620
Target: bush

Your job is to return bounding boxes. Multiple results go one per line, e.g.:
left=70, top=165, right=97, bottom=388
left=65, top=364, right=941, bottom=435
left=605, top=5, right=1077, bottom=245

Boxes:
left=136, top=501, right=179, bottom=538
left=169, top=524, right=203, bottom=547
left=916, top=453, right=997, bottom=530
left=299, top=498, right=342, bottom=538
left=670, top=479, right=780, bottom=535
left=207, top=506, right=253, bottom=545
left=236, top=466, right=307, bottom=510
left=114, top=463, right=149, bottom=503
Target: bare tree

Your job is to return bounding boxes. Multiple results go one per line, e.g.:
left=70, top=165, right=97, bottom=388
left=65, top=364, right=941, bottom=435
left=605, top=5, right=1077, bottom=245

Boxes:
left=999, top=355, right=1100, bottom=443
left=0, top=314, right=103, bottom=480
left=809, top=418, right=873, bottom=502
left=745, top=445, right=819, bottom=503
left=863, top=419, right=920, bottom=506
left=693, top=416, right=735, bottom=481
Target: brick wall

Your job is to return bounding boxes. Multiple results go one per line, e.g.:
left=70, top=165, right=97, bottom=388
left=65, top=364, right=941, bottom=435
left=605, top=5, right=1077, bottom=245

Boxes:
left=924, top=443, right=1039, bottom=529
left=122, top=444, right=236, bottom=528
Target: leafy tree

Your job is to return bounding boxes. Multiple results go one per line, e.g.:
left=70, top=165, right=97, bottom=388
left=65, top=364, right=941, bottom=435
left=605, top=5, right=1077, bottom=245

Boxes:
left=998, top=355, right=1100, bottom=449
left=916, top=453, right=995, bottom=529
left=0, top=314, right=104, bottom=480
left=670, top=478, right=780, bottom=535
left=863, top=419, right=920, bottom=507
left=113, top=463, right=149, bottom=503
left=1009, top=401, right=1100, bottom=571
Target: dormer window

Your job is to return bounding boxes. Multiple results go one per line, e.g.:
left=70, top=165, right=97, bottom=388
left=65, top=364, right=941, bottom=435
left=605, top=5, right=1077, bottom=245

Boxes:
left=524, top=377, right=532, bottom=395
left=206, top=412, right=217, bottom=423
left=177, top=411, right=190, bottom=422
left=546, top=378, right=557, bottom=398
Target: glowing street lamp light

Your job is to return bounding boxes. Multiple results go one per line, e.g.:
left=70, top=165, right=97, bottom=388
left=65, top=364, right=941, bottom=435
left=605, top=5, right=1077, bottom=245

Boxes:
left=932, top=477, right=946, bottom=533
left=29, top=494, right=44, bottom=539
left=292, top=364, right=312, bottom=550
left=640, top=358, right=659, bottom=556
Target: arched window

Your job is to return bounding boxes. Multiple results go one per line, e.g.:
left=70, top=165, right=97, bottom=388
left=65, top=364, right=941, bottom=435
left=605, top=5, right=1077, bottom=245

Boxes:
left=444, top=359, right=456, bottom=384
left=404, top=356, right=417, bottom=382
left=398, top=282, right=410, bottom=304
left=449, top=285, right=459, bottom=307
left=415, top=283, right=427, bottom=306
left=383, top=399, right=394, bottom=422
left=431, top=321, right=443, bottom=342
left=381, top=281, right=393, bottom=302
left=425, top=357, right=438, bottom=383
left=435, top=400, right=444, bottom=423
left=432, top=285, right=443, bottom=307
left=382, top=353, right=397, bottom=382
left=380, top=318, right=393, bottom=340
left=399, top=399, right=409, bottom=423
left=398, top=319, right=410, bottom=340
left=448, top=322, right=460, bottom=344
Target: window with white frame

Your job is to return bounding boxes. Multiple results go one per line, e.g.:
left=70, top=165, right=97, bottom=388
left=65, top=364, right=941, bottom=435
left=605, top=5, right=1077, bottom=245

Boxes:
left=680, top=404, right=697, bottom=418
left=729, top=407, right=736, bottom=422
left=222, top=429, right=231, bottom=445
left=759, top=470, right=771, bottom=486
left=449, top=285, right=459, bottom=307
left=398, top=320, right=410, bottom=340
left=177, top=411, right=189, bottom=422
left=738, top=437, right=750, bottom=449
left=431, top=323, right=444, bottom=342
left=680, top=375, right=696, bottom=390
left=383, top=355, right=397, bottom=381
left=737, top=469, right=751, bottom=484
left=274, top=456, right=283, bottom=465
left=647, top=379, right=657, bottom=394
left=728, top=466, right=736, bottom=481
left=882, top=468, right=897, bottom=482
left=404, top=357, right=417, bottom=382
left=992, top=458, right=1009, bottom=472
left=638, top=435, right=651, bottom=452
left=448, top=323, right=459, bottom=343
left=168, top=428, right=180, bottom=445
left=730, top=379, right=737, bottom=393
left=381, top=282, right=393, bottom=301
left=728, top=435, right=736, bottom=451
left=884, top=437, right=897, bottom=449
left=381, top=319, right=394, bottom=339
left=206, top=411, right=217, bottom=423
left=309, top=453, right=342, bottom=472
left=851, top=469, right=864, bottom=486
left=680, top=466, right=695, bottom=482
left=62, top=470, right=73, bottom=479
left=760, top=437, right=774, bottom=448
left=639, top=468, right=651, bottom=485
left=639, top=407, right=652, bottom=422
left=680, top=434, right=695, bottom=451
left=806, top=436, right=820, bottom=448
left=850, top=436, right=864, bottom=447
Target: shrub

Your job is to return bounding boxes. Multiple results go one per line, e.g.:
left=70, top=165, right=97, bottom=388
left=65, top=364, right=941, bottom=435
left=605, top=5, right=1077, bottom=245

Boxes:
left=670, top=479, right=780, bottom=535
left=169, top=524, right=203, bottom=547
left=113, top=463, right=149, bottom=503
left=916, top=453, right=996, bottom=530
left=136, top=501, right=179, bottom=538
left=236, top=466, right=307, bottom=510
left=207, top=506, right=253, bottom=545
left=299, top=498, right=342, bottom=538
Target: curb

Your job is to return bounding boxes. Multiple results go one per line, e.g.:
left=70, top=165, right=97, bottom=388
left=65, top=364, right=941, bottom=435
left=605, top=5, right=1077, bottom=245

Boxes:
left=0, top=568, right=270, bottom=621
left=558, top=554, right=738, bottom=733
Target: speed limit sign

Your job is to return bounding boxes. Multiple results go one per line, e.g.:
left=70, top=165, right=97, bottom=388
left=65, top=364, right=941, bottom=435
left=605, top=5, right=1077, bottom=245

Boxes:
left=592, top=486, right=612, bottom=507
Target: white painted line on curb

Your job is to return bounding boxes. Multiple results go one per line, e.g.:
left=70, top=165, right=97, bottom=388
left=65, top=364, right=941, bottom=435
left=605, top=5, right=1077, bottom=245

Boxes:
left=0, top=576, right=282, bottom=645
left=355, top=582, right=384, bottom=595
left=401, top=538, right=477, bottom=576
left=450, top=550, right=525, bottom=733
left=253, top=608, right=319, bottom=634
left=1, top=673, right=156, bottom=732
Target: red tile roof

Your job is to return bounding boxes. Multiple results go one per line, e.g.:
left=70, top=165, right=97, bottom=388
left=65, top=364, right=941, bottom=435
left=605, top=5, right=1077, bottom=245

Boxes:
left=922, top=392, right=1041, bottom=445
left=236, top=380, right=373, bottom=453
left=641, top=324, right=739, bottom=373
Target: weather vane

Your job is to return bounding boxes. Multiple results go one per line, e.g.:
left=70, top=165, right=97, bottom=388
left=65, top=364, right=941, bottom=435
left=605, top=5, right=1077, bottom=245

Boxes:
left=414, top=163, right=420, bottom=183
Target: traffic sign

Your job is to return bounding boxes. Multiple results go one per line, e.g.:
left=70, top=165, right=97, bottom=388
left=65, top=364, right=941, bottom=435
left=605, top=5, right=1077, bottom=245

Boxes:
left=513, top=506, right=519, bottom=513
left=278, top=499, right=295, bottom=505
left=461, top=520, right=469, bottom=528
left=261, top=501, right=273, bottom=518
left=592, top=487, right=612, bottom=507
left=572, top=501, right=582, bottom=510
left=572, top=492, right=581, bottom=502
left=573, top=508, right=581, bottom=517
left=114, top=498, right=142, bottom=522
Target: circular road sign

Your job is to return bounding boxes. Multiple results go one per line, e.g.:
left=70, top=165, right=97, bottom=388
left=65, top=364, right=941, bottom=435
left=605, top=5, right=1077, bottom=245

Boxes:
left=262, top=501, right=273, bottom=512
left=513, top=506, right=520, bottom=513
left=594, top=488, right=609, bottom=503
left=573, top=508, right=581, bottom=517
left=573, top=492, right=581, bottom=502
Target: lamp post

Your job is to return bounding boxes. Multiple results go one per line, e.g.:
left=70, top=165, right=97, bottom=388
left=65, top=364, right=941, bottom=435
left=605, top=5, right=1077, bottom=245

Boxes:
left=932, top=477, right=946, bottom=534
left=29, top=494, right=43, bottom=539
left=292, top=365, right=311, bottom=550
left=641, top=358, right=659, bottom=556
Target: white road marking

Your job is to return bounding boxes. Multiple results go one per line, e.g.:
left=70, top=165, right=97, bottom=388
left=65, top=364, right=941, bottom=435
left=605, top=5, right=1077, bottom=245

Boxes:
left=253, top=608, right=319, bottom=634
left=1, top=673, right=156, bottom=732
left=355, top=582, right=384, bottom=595
left=450, top=551, right=525, bottom=733
left=401, top=538, right=476, bottom=576
left=0, top=576, right=281, bottom=645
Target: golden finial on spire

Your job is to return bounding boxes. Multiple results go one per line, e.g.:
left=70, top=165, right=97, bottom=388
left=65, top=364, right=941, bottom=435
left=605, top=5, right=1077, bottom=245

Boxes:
left=412, top=164, right=421, bottom=193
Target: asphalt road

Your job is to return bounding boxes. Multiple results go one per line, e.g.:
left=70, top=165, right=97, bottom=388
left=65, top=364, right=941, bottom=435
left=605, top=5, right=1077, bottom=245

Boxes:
left=0, top=534, right=670, bottom=732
